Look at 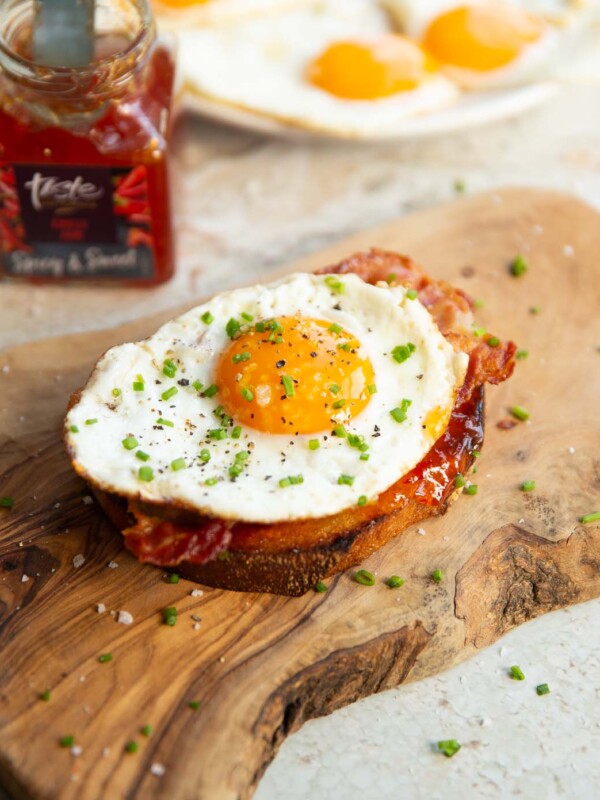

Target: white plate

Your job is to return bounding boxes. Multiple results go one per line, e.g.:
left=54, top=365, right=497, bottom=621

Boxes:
left=180, top=82, right=558, bottom=141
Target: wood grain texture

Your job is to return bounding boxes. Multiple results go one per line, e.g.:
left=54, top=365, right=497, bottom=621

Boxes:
left=0, top=189, right=599, bottom=800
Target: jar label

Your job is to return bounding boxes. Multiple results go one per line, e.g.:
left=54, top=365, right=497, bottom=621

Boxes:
left=0, top=162, right=156, bottom=279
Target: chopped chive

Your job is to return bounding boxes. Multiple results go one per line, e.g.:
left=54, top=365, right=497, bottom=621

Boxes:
left=225, top=318, right=241, bottom=339
left=192, top=379, right=204, bottom=393
left=112, top=388, right=122, bottom=398
left=390, top=398, right=412, bottom=423
left=70, top=425, right=79, bottom=433
left=125, top=740, right=138, bottom=754
left=520, top=480, right=536, bottom=492
left=324, top=275, right=345, bottom=294
left=279, top=477, right=291, bottom=488
left=0, top=496, right=15, bottom=509
left=279, top=475, right=303, bottom=488
left=509, top=665, right=525, bottom=681
left=163, top=359, right=177, bottom=378
left=338, top=474, right=354, bottom=486
left=141, top=724, right=153, bottom=737
left=438, top=740, right=461, bottom=758
left=201, top=311, right=214, bottom=325
left=40, top=689, right=51, bottom=702
left=472, top=450, right=480, bottom=458
left=229, top=464, right=242, bottom=479
left=386, top=273, right=397, bottom=284
left=329, top=383, right=341, bottom=394
left=387, top=575, right=404, bottom=588
left=405, top=289, right=418, bottom=300
left=208, top=428, right=227, bottom=440
left=308, top=439, right=320, bottom=451
left=98, top=652, right=113, bottom=663
left=133, top=375, right=145, bottom=391
left=536, top=683, right=550, bottom=696
left=510, top=405, right=530, bottom=422
left=171, top=458, right=186, bottom=472
left=232, top=352, right=251, bottom=364
left=454, top=178, right=465, bottom=194
left=188, top=701, right=200, bottom=711
left=338, top=343, right=351, bottom=352
left=530, top=306, right=541, bottom=315
left=161, top=386, right=178, bottom=401
left=432, top=569, right=443, bottom=583
left=455, top=473, right=465, bottom=488
left=314, top=581, right=328, bottom=593
left=359, top=453, right=369, bottom=461
left=138, top=466, right=154, bottom=482
left=487, top=336, right=501, bottom=347
left=353, top=569, right=375, bottom=586
left=391, top=343, right=416, bottom=364
left=156, top=417, right=174, bottom=427
left=509, top=254, right=528, bottom=277
left=516, top=349, right=528, bottom=359
left=472, top=326, right=486, bottom=338
left=333, top=424, right=347, bottom=438
left=232, top=426, right=242, bottom=439
left=241, top=311, right=254, bottom=322
left=328, top=323, right=342, bottom=334
left=347, top=433, right=365, bottom=448
left=168, top=573, right=180, bottom=584
left=235, top=451, right=250, bottom=462
left=464, top=484, right=478, bottom=495
left=357, top=495, right=367, bottom=506
left=122, top=436, right=138, bottom=450
left=281, top=375, right=295, bottom=398
left=473, top=298, right=485, bottom=309
left=332, top=399, right=345, bottom=409
left=163, top=607, right=177, bottom=626
left=85, top=418, right=98, bottom=426
left=205, top=477, right=219, bottom=486
left=367, top=384, right=377, bottom=395
left=254, top=321, right=266, bottom=333
left=136, top=450, right=150, bottom=462
left=59, top=735, right=75, bottom=748
left=580, top=512, right=600, bottom=524
left=240, top=387, right=254, bottom=402
left=202, top=384, right=219, bottom=398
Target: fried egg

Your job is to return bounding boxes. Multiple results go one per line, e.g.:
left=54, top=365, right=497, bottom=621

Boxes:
left=65, top=273, right=468, bottom=524
left=152, top=0, right=315, bottom=31
left=384, top=0, right=591, bottom=88
left=179, top=0, right=459, bottom=136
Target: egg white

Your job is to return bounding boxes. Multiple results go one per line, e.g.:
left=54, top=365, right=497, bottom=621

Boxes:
left=179, top=0, right=459, bottom=136
left=153, top=0, right=318, bottom=32
left=65, top=273, right=468, bottom=524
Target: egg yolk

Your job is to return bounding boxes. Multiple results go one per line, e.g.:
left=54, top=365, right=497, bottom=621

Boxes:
left=158, top=0, right=210, bottom=7
left=216, top=316, right=375, bottom=435
left=307, top=34, right=437, bottom=100
left=422, top=6, right=544, bottom=72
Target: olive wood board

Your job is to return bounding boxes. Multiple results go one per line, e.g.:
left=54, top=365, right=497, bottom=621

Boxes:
left=0, top=188, right=599, bottom=800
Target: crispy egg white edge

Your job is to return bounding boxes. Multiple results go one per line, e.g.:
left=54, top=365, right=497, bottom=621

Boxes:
left=179, top=0, right=460, bottom=135
left=65, top=273, right=469, bottom=524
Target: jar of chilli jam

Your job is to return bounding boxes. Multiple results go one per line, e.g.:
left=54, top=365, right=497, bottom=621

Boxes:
left=0, top=0, right=175, bottom=284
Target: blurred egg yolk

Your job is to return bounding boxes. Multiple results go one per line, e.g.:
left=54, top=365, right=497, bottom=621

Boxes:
left=157, top=0, right=210, bottom=7
left=307, top=34, right=437, bottom=100
left=216, top=316, right=375, bottom=434
left=422, top=6, right=544, bottom=71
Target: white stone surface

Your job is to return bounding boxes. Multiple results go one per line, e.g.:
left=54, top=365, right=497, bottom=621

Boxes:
left=1, top=84, right=599, bottom=799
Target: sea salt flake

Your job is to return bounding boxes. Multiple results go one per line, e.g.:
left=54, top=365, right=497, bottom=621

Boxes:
left=150, top=763, right=166, bottom=777
left=82, top=496, right=93, bottom=505
left=71, top=746, right=83, bottom=757
left=73, top=554, right=85, bottom=569
left=568, top=447, right=576, bottom=454
left=117, top=610, right=134, bottom=625
left=21, top=574, right=29, bottom=583
left=107, top=561, right=119, bottom=569
left=193, top=623, right=201, bottom=631
left=563, top=244, right=574, bottom=256
left=417, top=528, right=426, bottom=536
left=190, top=589, right=204, bottom=597
left=96, top=603, right=106, bottom=614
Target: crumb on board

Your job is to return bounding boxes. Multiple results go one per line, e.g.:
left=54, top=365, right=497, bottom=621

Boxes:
left=117, top=610, right=134, bottom=625
left=73, top=554, right=85, bottom=569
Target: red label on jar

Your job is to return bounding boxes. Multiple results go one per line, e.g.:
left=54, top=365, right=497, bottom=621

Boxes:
left=0, top=162, right=156, bottom=279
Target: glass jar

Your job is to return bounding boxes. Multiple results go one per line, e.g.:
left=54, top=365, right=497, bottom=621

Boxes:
left=0, top=0, right=176, bottom=285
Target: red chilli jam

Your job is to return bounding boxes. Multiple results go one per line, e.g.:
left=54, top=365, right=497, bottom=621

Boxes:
left=0, top=0, right=175, bottom=285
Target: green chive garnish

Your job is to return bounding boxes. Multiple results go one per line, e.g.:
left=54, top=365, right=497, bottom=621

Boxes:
left=226, top=318, right=241, bottom=339
left=199, top=448, right=211, bottom=462
left=510, top=405, right=530, bottom=421
left=59, top=735, right=75, bottom=748
left=472, top=326, right=486, bottom=338
left=387, top=575, right=404, bottom=589
left=122, top=436, right=138, bottom=450
left=464, top=484, right=478, bottom=495
left=360, top=453, right=369, bottom=461
left=405, top=289, right=418, bottom=300
left=163, top=607, right=177, bottom=626
left=112, top=388, right=122, bottom=398
left=208, top=428, right=227, bottom=440
left=40, top=689, right=51, bottom=702
left=530, top=306, right=541, bottom=315
left=357, top=495, right=367, bottom=506
left=125, top=741, right=138, bottom=754
left=367, top=384, right=377, bottom=395
left=136, top=450, right=150, bottom=462
left=432, top=569, right=443, bottom=583
left=386, top=273, right=397, bottom=284
left=332, top=399, right=345, bottom=409
left=516, top=349, right=528, bottom=359
left=168, top=573, right=180, bottom=584
left=232, top=352, right=251, bottom=364
left=202, top=384, right=219, bottom=398
left=353, top=569, right=375, bottom=586
left=205, top=478, right=219, bottom=486
left=328, top=323, right=342, bottom=334
left=454, top=178, right=465, bottom=194
left=338, top=343, right=351, bottom=352
left=201, top=311, right=214, bottom=325
left=333, top=424, right=347, bottom=438
left=438, top=740, right=461, bottom=758
left=161, top=386, right=178, bottom=402
left=487, top=336, right=501, bottom=347
left=324, top=275, right=345, bottom=294
left=0, top=497, right=15, bottom=509
left=281, top=375, right=295, bottom=398
left=390, top=398, right=412, bottom=423
left=391, top=343, right=416, bottom=364
left=520, top=480, right=536, bottom=492
left=580, top=512, right=600, bottom=524
left=163, top=359, right=177, bottom=378
left=232, top=426, right=242, bottom=439
left=85, top=418, right=98, bottom=426
left=509, top=254, right=528, bottom=277
left=241, top=311, right=254, bottom=322
left=329, top=383, right=341, bottom=394
left=473, top=298, right=484, bottom=308
left=308, top=439, right=320, bottom=451
left=141, top=725, right=153, bottom=737
left=314, top=581, right=328, bottom=593
left=455, top=474, right=465, bottom=488
left=279, top=475, right=304, bottom=488
left=133, top=375, right=145, bottom=391
left=338, top=474, right=355, bottom=486
left=192, top=380, right=204, bottom=393
left=509, top=665, right=525, bottom=680
left=70, top=425, right=79, bottom=433
left=138, top=466, right=154, bottom=482
left=240, top=387, right=254, bottom=402
left=188, top=701, right=200, bottom=711
left=536, top=683, right=550, bottom=696
left=156, top=417, right=174, bottom=427
left=171, top=458, right=186, bottom=471
left=98, top=653, right=113, bottom=663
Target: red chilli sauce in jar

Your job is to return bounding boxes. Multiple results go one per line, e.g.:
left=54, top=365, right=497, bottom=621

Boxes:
left=0, top=0, right=175, bottom=284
